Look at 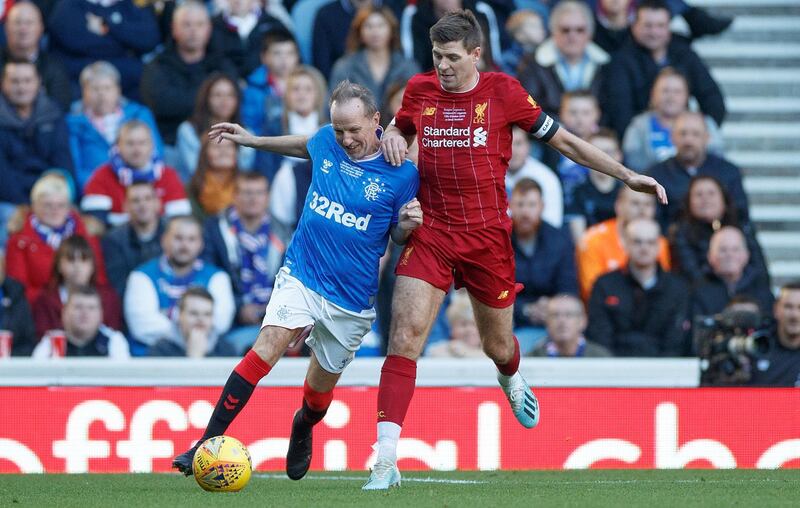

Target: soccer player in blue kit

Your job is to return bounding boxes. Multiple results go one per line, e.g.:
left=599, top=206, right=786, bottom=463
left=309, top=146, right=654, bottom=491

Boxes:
left=172, top=81, right=421, bottom=481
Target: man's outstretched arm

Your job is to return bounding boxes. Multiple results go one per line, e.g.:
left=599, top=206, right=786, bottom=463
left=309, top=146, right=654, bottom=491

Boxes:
left=381, top=123, right=416, bottom=167
left=208, top=122, right=311, bottom=159
left=547, top=128, right=668, bottom=205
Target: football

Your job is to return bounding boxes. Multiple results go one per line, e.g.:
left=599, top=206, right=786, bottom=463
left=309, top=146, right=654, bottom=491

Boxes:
left=192, top=436, right=252, bottom=492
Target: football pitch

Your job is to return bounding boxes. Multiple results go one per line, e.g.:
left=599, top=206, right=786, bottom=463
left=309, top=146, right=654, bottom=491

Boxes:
left=3, top=470, right=800, bottom=508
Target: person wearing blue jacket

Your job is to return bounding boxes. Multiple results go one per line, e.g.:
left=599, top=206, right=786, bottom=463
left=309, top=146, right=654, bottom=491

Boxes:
left=0, top=60, right=74, bottom=247
left=46, top=0, right=161, bottom=101
left=67, top=61, right=163, bottom=191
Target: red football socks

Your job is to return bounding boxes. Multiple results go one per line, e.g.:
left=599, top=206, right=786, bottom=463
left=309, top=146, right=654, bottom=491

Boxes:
left=301, top=379, right=334, bottom=425
left=376, top=355, right=418, bottom=426
left=495, top=337, right=521, bottom=377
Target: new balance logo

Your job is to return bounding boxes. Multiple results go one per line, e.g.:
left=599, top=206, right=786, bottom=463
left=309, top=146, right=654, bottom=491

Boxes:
left=423, top=107, right=436, bottom=116
left=497, top=290, right=509, bottom=300
left=223, top=394, right=240, bottom=410
left=473, top=127, right=488, bottom=147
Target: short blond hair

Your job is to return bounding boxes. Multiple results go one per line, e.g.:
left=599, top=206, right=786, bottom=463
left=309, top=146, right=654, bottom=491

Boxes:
left=30, top=173, right=70, bottom=205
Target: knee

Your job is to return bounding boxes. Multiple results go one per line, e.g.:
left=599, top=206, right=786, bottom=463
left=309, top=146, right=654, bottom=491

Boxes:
left=250, top=327, right=283, bottom=364
left=388, top=323, right=426, bottom=360
left=482, top=336, right=515, bottom=363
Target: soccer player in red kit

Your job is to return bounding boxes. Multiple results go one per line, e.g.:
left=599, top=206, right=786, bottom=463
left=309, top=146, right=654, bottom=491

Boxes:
left=362, top=10, right=668, bottom=490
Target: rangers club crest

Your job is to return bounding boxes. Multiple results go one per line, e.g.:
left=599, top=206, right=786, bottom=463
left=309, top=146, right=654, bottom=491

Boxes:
left=363, top=177, right=386, bottom=201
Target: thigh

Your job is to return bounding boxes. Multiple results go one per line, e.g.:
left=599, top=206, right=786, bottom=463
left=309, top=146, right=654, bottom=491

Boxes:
left=394, top=224, right=455, bottom=293
left=305, top=352, right=342, bottom=393
left=469, top=293, right=515, bottom=345
left=387, top=275, right=447, bottom=359
left=455, top=226, right=518, bottom=309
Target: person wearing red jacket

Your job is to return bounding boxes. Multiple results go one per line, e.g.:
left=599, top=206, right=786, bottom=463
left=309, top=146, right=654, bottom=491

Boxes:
left=6, top=174, right=107, bottom=305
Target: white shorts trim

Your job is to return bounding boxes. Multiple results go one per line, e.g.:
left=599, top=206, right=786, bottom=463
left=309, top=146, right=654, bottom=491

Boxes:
left=262, top=268, right=376, bottom=373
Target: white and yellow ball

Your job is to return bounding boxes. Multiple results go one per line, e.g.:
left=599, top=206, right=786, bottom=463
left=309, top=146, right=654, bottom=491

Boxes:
left=192, top=435, right=252, bottom=492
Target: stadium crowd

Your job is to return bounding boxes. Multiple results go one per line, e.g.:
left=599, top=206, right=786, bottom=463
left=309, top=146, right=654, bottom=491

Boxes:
left=0, top=0, right=797, bottom=385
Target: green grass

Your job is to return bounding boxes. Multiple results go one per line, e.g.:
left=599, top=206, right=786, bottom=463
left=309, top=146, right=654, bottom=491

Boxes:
left=2, top=470, right=800, bottom=508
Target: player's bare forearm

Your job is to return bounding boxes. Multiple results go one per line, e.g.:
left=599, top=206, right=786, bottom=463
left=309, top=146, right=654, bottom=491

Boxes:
left=208, top=122, right=310, bottom=159
left=250, top=135, right=310, bottom=159
left=548, top=129, right=668, bottom=204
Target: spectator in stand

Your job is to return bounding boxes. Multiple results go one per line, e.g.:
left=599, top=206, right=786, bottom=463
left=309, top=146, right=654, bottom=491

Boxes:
left=81, top=120, right=190, bottom=227
left=600, top=0, right=725, bottom=137
left=0, top=59, right=73, bottom=248
left=101, top=182, right=164, bottom=298
left=555, top=90, right=600, bottom=206
left=123, top=215, right=234, bottom=354
left=203, top=172, right=287, bottom=353
left=47, top=0, right=160, bottom=102
left=329, top=6, right=419, bottom=112
left=0, top=2, right=71, bottom=110
left=6, top=173, right=107, bottom=305
left=750, top=282, right=800, bottom=387
left=0, top=254, right=36, bottom=356
left=669, top=175, right=768, bottom=287
left=31, top=286, right=129, bottom=359
left=426, top=290, right=485, bottom=358
left=623, top=67, right=723, bottom=173
left=241, top=28, right=299, bottom=137
left=586, top=218, right=689, bottom=356
left=530, top=293, right=611, bottom=357
left=312, top=0, right=370, bottom=79
left=67, top=61, right=164, bottom=190
left=148, top=286, right=237, bottom=357
left=175, top=73, right=255, bottom=181
left=500, top=9, right=545, bottom=77
left=576, top=186, right=670, bottom=301
left=517, top=1, right=608, bottom=118
left=32, top=234, right=121, bottom=337
left=208, top=0, right=288, bottom=78
left=140, top=0, right=238, bottom=147
left=402, top=0, right=502, bottom=72
left=511, top=178, right=578, bottom=353
left=566, top=128, right=622, bottom=240
left=507, top=126, right=563, bottom=228
left=593, top=0, right=733, bottom=55
left=187, top=137, right=240, bottom=220
left=647, top=111, right=748, bottom=232
left=252, top=65, right=326, bottom=181
left=692, top=226, right=774, bottom=319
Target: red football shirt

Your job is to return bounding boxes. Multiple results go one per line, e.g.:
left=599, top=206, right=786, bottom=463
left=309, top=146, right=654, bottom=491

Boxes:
left=393, top=71, right=558, bottom=231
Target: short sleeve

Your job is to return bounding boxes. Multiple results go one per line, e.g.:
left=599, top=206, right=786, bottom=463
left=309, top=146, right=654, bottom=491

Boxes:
left=306, top=125, right=331, bottom=157
left=505, top=77, right=559, bottom=142
left=392, top=81, right=420, bottom=137
left=391, top=163, right=420, bottom=224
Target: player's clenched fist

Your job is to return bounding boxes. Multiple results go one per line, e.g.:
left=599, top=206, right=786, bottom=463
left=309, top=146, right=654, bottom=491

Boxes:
left=397, top=198, right=423, bottom=232
left=381, top=131, right=409, bottom=167
left=208, top=122, right=256, bottom=147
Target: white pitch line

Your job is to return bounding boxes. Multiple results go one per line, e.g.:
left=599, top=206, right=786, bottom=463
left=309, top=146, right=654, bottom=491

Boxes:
left=253, top=473, right=487, bottom=484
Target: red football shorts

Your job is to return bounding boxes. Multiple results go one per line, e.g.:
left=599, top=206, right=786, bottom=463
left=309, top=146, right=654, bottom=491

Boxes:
left=394, top=222, right=518, bottom=308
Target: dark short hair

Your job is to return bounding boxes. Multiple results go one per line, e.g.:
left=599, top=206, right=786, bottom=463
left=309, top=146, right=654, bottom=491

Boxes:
left=260, top=27, right=298, bottom=54
left=178, top=286, right=214, bottom=310
left=236, top=171, right=269, bottom=186
left=66, top=285, right=101, bottom=304
left=330, top=80, right=378, bottom=117
left=430, top=9, right=483, bottom=52
left=512, top=178, right=543, bottom=197
left=561, top=89, right=599, bottom=109
left=588, top=127, right=620, bottom=145
left=636, top=0, right=670, bottom=18
left=1, top=58, right=39, bottom=81
left=125, top=181, right=157, bottom=197
left=781, top=281, right=800, bottom=294
left=165, top=214, right=202, bottom=234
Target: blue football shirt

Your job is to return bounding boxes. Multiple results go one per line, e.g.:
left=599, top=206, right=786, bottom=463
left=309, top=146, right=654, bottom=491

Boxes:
left=284, top=125, right=419, bottom=312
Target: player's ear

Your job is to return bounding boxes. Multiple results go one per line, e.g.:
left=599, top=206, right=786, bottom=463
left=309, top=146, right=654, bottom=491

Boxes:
left=472, top=46, right=482, bottom=64
left=373, top=111, right=381, bottom=125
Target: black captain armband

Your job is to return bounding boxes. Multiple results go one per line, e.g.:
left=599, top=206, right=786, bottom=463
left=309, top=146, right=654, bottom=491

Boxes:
left=530, top=114, right=559, bottom=142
